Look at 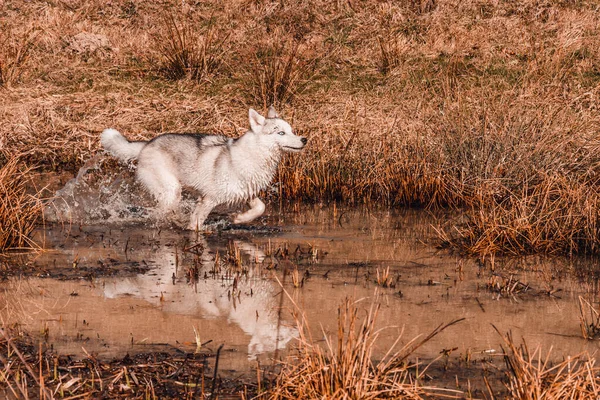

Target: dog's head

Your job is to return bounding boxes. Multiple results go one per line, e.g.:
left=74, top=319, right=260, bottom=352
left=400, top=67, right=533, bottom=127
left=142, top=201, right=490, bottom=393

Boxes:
left=248, top=107, right=307, bottom=153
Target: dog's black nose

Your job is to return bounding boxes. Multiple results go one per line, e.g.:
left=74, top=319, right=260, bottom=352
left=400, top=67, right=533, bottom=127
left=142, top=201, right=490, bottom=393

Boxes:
left=301, top=137, right=308, bottom=145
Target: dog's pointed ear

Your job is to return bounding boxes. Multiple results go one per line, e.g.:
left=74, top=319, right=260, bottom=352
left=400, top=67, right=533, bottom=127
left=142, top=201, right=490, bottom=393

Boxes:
left=249, top=109, right=266, bottom=133
left=267, top=106, right=278, bottom=118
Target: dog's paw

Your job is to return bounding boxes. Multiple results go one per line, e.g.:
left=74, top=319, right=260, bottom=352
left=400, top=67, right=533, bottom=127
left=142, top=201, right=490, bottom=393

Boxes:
left=232, top=214, right=252, bottom=224
left=186, top=221, right=203, bottom=231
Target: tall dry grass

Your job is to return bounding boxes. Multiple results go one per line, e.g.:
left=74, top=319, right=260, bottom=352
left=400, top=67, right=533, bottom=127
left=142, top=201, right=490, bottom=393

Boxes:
left=495, top=329, right=600, bottom=399
left=153, top=12, right=229, bottom=81
left=0, top=326, right=241, bottom=398
left=578, top=296, right=600, bottom=340
left=0, top=0, right=599, bottom=256
left=0, top=157, right=44, bottom=253
left=265, top=294, right=463, bottom=399
left=249, top=38, right=318, bottom=108
left=0, top=25, right=38, bottom=87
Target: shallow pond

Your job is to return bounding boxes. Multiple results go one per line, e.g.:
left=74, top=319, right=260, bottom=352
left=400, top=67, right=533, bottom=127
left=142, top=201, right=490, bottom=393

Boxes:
left=2, top=204, right=600, bottom=389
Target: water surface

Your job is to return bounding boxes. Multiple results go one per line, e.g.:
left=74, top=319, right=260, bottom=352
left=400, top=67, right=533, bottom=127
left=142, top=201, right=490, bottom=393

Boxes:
left=2, top=206, right=599, bottom=383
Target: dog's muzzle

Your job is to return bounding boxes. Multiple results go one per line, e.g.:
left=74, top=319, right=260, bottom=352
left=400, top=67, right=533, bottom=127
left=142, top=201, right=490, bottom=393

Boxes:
left=282, top=137, right=307, bottom=152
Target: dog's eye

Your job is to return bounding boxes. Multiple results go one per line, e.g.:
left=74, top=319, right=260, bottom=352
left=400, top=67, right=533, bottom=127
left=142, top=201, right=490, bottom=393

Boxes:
left=277, top=131, right=285, bottom=136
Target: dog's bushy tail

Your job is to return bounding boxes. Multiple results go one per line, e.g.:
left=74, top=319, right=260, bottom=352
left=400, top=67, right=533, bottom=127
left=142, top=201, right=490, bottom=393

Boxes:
left=101, top=129, right=146, bottom=162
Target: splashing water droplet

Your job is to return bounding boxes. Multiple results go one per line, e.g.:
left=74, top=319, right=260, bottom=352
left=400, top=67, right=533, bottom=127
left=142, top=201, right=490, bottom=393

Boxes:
left=45, top=155, right=158, bottom=225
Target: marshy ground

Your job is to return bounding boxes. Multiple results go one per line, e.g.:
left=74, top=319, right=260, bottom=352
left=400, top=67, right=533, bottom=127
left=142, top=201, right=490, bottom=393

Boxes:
left=2, top=0, right=600, bottom=398
left=3, top=203, right=600, bottom=398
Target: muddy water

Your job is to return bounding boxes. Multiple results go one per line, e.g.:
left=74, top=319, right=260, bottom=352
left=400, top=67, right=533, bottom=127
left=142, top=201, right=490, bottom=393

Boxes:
left=2, top=206, right=600, bottom=380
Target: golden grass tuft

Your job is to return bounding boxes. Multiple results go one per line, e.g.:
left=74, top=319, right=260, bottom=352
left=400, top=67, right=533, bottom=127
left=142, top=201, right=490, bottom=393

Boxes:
left=0, top=25, right=38, bottom=87
left=265, top=295, right=463, bottom=399
left=375, top=266, right=395, bottom=288
left=578, top=296, right=600, bottom=340
left=249, top=38, right=318, bottom=108
left=0, top=326, right=242, bottom=398
left=153, top=11, right=229, bottom=81
left=486, top=274, right=530, bottom=297
left=442, top=172, right=600, bottom=258
left=0, top=156, right=44, bottom=253
left=495, top=329, right=600, bottom=400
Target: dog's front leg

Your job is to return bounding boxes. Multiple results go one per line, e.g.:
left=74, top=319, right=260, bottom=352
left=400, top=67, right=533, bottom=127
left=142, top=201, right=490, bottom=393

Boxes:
left=187, top=198, right=217, bottom=230
left=233, top=198, right=266, bottom=224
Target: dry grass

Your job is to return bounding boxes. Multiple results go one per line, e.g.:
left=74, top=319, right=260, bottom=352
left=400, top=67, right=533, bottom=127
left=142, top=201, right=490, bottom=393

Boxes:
left=486, top=274, right=531, bottom=297
left=0, top=156, right=44, bottom=253
left=1, top=0, right=600, bottom=256
left=0, top=326, right=245, bottom=399
left=249, top=39, right=318, bottom=108
left=153, top=12, right=229, bottom=81
left=0, top=25, right=38, bottom=87
left=441, top=172, right=600, bottom=258
left=578, top=296, right=600, bottom=340
left=495, top=329, right=600, bottom=399
left=265, top=294, right=463, bottom=399
left=375, top=266, right=395, bottom=288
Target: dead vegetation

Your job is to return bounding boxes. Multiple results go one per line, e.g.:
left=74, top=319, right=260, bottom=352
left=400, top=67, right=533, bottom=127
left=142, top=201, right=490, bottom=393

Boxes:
left=495, top=329, right=600, bottom=399
left=0, top=156, right=43, bottom=253
left=375, top=266, right=396, bottom=288
left=1, top=292, right=464, bottom=399
left=578, top=296, right=600, bottom=340
left=5, top=295, right=600, bottom=399
left=264, top=296, right=464, bottom=399
left=486, top=274, right=531, bottom=297
left=0, top=0, right=599, bottom=257
left=249, top=39, right=318, bottom=108
left=0, top=326, right=246, bottom=399
left=153, top=12, right=229, bottom=81
left=0, top=25, right=38, bottom=87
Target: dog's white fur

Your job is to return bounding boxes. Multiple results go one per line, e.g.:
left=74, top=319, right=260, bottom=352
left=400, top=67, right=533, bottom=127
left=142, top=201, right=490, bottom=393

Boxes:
left=101, top=107, right=307, bottom=229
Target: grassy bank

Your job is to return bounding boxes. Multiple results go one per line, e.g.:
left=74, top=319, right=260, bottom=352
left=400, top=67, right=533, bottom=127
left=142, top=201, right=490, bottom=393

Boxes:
left=1, top=0, right=599, bottom=256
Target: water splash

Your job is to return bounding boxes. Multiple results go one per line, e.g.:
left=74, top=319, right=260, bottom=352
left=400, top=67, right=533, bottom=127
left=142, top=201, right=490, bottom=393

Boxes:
left=45, top=155, right=254, bottom=228
left=45, top=155, right=157, bottom=225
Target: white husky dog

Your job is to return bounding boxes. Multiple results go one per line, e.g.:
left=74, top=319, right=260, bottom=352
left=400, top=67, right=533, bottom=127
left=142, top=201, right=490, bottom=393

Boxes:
left=101, top=107, right=307, bottom=229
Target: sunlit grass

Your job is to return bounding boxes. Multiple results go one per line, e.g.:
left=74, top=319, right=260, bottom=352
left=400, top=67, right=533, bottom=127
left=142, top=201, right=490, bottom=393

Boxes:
left=0, top=156, right=43, bottom=253
left=265, top=294, right=464, bottom=399
left=495, top=329, right=600, bottom=399
left=0, top=0, right=599, bottom=257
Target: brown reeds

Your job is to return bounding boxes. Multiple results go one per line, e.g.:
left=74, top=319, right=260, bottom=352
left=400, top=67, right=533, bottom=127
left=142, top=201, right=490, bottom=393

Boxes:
left=443, top=172, right=600, bottom=258
left=265, top=295, right=463, bottom=399
left=153, top=12, right=229, bottom=81
left=0, top=326, right=241, bottom=399
left=0, top=157, right=43, bottom=253
left=486, top=274, right=530, bottom=297
left=578, top=296, right=600, bottom=340
left=0, top=25, right=38, bottom=87
left=375, top=266, right=395, bottom=288
left=249, top=38, right=317, bottom=108
left=494, top=329, right=600, bottom=399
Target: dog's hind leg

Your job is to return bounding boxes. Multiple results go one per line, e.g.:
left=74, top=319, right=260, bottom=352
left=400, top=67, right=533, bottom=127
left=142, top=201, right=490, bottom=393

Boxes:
left=233, top=198, right=266, bottom=224
left=136, top=166, right=181, bottom=213
left=187, top=198, right=217, bottom=230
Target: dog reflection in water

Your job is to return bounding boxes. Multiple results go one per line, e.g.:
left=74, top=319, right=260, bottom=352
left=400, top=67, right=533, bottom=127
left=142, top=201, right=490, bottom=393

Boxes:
left=102, top=238, right=297, bottom=359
